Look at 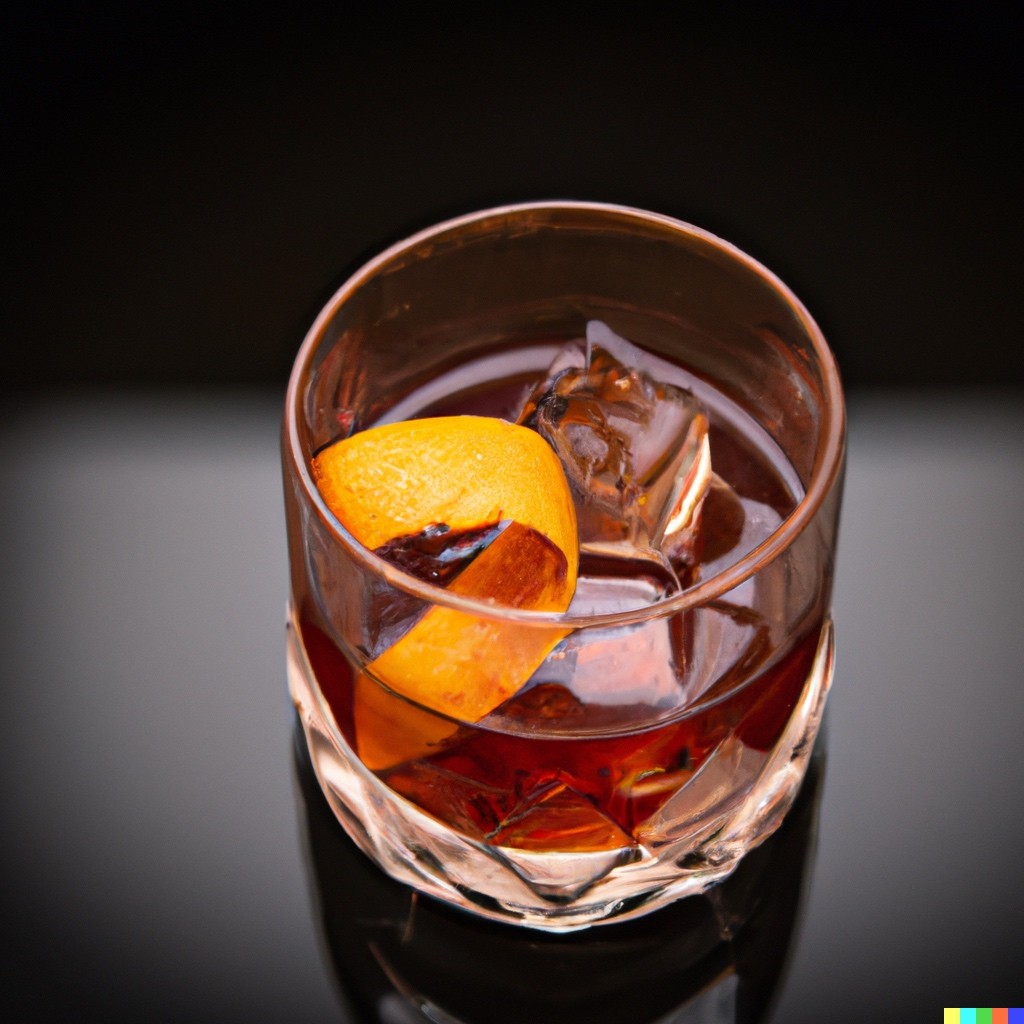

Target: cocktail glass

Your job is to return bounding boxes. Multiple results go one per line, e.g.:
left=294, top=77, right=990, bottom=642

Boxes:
left=282, top=202, right=844, bottom=931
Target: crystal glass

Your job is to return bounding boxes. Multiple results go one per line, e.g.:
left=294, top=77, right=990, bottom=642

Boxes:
left=294, top=716, right=826, bottom=1023
left=282, top=202, right=845, bottom=931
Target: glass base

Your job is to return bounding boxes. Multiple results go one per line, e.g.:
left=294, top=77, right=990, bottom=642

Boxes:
left=287, top=612, right=833, bottom=932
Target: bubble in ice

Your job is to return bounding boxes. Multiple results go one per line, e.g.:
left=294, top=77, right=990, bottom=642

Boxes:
left=518, top=321, right=712, bottom=589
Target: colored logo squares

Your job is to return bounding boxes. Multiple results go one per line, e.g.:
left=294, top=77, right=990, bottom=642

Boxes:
left=944, top=1011, right=1023, bottom=1024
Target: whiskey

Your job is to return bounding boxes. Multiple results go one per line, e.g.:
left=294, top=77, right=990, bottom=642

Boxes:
left=296, top=344, right=823, bottom=855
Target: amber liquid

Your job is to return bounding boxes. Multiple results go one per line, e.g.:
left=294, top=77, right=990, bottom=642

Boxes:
left=298, top=346, right=822, bottom=855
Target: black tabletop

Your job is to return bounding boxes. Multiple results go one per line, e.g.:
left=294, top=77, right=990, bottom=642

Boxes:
left=1, top=390, right=1022, bottom=1023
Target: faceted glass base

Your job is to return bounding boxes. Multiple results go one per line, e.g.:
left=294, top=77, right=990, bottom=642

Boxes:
left=287, top=615, right=833, bottom=932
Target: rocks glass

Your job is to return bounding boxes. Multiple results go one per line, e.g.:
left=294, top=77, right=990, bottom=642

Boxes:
left=282, top=202, right=844, bottom=931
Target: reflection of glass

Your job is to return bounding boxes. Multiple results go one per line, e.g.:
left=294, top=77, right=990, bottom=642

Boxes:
left=282, top=203, right=845, bottom=930
left=294, top=713, right=826, bottom=1024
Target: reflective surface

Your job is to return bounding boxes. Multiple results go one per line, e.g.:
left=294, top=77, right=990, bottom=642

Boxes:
left=1, top=391, right=1022, bottom=1021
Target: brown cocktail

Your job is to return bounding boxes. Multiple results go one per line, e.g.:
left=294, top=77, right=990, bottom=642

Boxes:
left=282, top=203, right=844, bottom=930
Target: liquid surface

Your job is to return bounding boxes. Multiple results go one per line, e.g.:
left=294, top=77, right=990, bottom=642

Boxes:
left=409, top=343, right=799, bottom=616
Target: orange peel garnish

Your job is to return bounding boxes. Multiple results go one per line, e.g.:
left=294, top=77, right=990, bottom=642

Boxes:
left=312, top=416, right=578, bottom=738
left=352, top=671, right=458, bottom=771
left=312, top=415, right=578, bottom=567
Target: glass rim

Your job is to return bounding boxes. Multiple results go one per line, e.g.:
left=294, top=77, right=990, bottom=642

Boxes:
left=284, top=200, right=846, bottom=629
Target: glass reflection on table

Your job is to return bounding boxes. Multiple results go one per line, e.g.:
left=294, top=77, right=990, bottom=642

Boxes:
left=293, top=715, right=825, bottom=1024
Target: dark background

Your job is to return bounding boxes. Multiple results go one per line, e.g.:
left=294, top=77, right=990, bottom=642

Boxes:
left=4, top=2, right=1021, bottom=395
left=2, top=7, right=1023, bottom=1024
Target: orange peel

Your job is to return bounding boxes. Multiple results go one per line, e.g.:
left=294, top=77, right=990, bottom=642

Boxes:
left=352, top=671, right=458, bottom=771
left=312, top=416, right=579, bottom=737
left=312, top=415, right=578, bottom=569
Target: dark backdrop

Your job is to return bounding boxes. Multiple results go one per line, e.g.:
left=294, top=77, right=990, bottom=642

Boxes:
left=2, top=9, right=1023, bottom=1023
left=4, top=3, right=1021, bottom=394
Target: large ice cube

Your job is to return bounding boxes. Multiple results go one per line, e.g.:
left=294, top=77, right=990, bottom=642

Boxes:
left=518, top=321, right=711, bottom=588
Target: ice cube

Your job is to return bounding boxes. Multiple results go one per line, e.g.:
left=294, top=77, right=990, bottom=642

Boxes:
left=488, top=782, right=636, bottom=852
left=518, top=321, right=711, bottom=588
